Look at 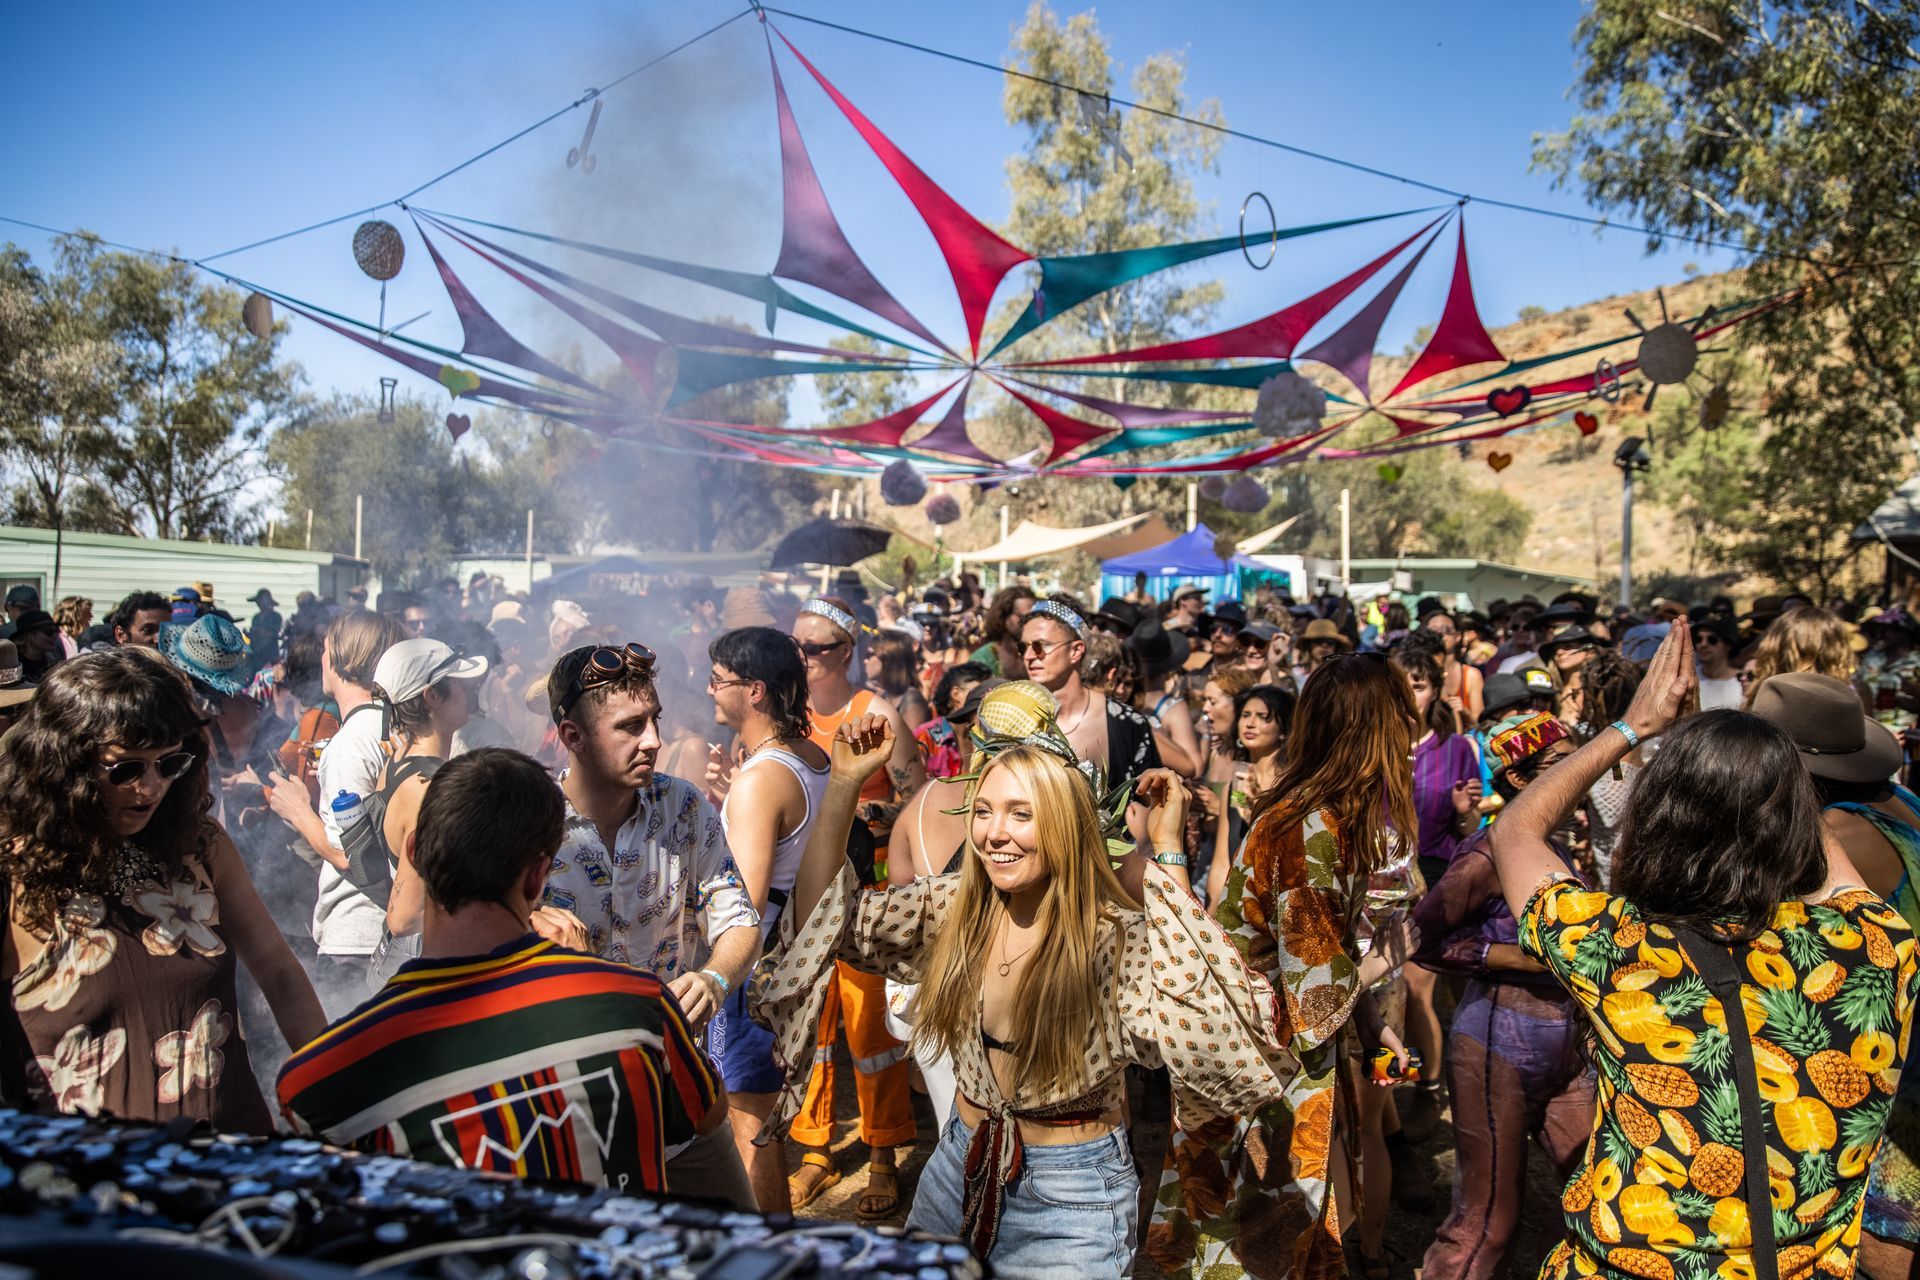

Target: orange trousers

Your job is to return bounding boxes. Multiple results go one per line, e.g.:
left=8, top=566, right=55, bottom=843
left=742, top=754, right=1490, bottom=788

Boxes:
left=790, top=960, right=916, bottom=1149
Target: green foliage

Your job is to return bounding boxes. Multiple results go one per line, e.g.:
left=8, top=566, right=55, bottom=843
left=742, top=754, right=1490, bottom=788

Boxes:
left=0, top=235, right=300, bottom=541
left=1833, top=960, right=1895, bottom=1035
left=1757, top=984, right=1830, bottom=1058
left=1701, top=1078, right=1745, bottom=1147
left=1687, top=1024, right=1732, bottom=1075
left=1537, top=1, right=1920, bottom=595
left=1660, top=973, right=1711, bottom=1017
left=1840, top=1095, right=1891, bottom=1151
left=1516, top=305, right=1550, bottom=322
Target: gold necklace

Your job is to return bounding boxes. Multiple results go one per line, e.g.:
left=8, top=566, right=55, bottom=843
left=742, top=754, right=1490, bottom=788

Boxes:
left=996, top=923, right=1038, bottom=977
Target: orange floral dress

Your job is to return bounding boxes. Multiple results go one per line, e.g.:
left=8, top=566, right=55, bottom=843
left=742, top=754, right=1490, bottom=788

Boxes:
left=1147, top=808, right=1413, bottom=1279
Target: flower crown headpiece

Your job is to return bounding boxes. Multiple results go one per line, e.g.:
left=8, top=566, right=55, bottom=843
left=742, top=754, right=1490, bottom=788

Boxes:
left=944, top=680, right=1135, bottom=863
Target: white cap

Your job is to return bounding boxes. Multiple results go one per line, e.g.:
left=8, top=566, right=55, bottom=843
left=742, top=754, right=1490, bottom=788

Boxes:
left=883, top=618, right=925, bottom=644
left=373, top=638, right=489, bottom=703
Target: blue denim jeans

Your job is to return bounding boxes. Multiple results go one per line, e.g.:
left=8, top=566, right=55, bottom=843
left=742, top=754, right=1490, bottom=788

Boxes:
left=906, top=1114, right=1139, bottom=1279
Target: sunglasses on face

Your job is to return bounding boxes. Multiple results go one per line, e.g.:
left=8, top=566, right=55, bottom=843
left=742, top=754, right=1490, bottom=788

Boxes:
left=797, top=639, right=848, bottom=658
left=100, top=751, right=196, bottom=787
left=558, top=643, right=657, bottom=720
left=1022, top=638, right=1071, bottom=658
left=1693, top=633, right=1725, bottom=646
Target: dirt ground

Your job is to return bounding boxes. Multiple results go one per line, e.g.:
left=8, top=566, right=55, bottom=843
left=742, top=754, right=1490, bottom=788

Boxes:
left=795, top=1043, right=1569, bottom=1279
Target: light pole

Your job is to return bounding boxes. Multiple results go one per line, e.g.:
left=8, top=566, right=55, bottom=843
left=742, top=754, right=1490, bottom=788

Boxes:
left=1613, top=437, right=1652, bottom=611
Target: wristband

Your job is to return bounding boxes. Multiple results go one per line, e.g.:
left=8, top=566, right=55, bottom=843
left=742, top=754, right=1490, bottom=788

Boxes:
left=1610, top=720, right=1641, bottom=750
left=1150, top=850, right=1188, bottom=868
left=700, top=968, right=731, bottom=1000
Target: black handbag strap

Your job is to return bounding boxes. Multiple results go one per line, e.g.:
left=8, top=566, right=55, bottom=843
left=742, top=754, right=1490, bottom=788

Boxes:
left=1672, top=925, right=1779, bottom=1280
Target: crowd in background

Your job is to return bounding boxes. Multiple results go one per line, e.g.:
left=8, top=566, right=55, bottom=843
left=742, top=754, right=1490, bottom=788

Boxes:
left=1, top=562, right=1919, bottom=1280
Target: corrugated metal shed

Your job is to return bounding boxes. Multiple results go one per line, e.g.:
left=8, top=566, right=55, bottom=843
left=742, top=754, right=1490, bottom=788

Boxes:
left=0, top=525, right=368, bottom=616
left=1853, top=476, right=1920, bottom=543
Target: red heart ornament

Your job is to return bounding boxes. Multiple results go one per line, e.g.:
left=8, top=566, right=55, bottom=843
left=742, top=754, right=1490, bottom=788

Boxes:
left=1487, top=386, right=1532, bottom=418
left=1487, top=451, right=1513, bottom=472
left=445, top=412, right=471, bottom=441
left=1575, top=411, right=1599, bottom=436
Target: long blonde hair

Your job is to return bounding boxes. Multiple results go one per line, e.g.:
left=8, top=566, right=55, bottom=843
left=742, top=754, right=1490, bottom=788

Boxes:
left=1744, top=607, right=1856, bottom=704
left=912, top=746, right=1136, bottom=1100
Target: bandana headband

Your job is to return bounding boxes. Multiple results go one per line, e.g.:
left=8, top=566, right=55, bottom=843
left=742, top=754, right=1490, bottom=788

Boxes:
left=800, top=599, right=861, bottom=638
left=1027, top=600, right=1087, bottom=638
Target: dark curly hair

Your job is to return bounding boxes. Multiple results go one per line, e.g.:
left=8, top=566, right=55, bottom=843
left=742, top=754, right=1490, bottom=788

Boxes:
left=0, top=648, right=214, bottom=935
left=708, top=626, right=811, bottom=743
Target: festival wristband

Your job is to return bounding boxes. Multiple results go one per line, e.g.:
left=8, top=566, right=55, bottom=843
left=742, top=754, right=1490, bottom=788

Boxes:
left=700, top=968, right=731, bottom=1000
left=1609, top=720, right=1641, bottom=750
left=1150, top=850, right=1188, bottom=867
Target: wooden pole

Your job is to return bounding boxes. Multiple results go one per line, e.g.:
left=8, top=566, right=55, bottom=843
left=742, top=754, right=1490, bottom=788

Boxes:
left=1186, top=481, right=1197, bottom=533
left=1339, top=488, right=1351, bottom=593
left=304, top=508, right=313, bottom=550
left=998, top=505, right=1011, bottom=588
left=353, top=495, right=364, bottom=562
left=525, top=509, right=536, bottom=594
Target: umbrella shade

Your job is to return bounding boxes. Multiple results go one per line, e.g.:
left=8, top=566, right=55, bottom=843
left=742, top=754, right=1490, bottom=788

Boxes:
left=768, top=518, right=895, bottom=569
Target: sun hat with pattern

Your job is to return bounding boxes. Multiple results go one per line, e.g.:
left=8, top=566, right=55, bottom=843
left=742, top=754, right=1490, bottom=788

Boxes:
left=158, top=614, right=249, bottom=697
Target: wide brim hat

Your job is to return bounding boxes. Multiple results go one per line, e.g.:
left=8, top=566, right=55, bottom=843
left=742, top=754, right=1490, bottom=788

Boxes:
left=0, top=639, right=35, bottom=708
left=1299, top=618, right=1351, bottom=649
left=1533, top=601, right=1596, bottom=630
left=1539, top=625, right=1613, bottom=662
left=1749, top=671, right=1903, bottom=784
left=158, top=615, right=249, bottom=697
left=250, top=589, right=277, bottom=606
left=721, top=587, right=777, bottom=630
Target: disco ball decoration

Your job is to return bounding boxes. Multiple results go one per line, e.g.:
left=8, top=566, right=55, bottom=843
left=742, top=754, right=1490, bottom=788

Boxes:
left=924, top=492, right=962, bottom=526
left=1220, top=475, right=1270, bottom=513
left=880, top=459, right=928, bottom=506
left=1198, top=475, right=1228, bottom=501
left=1252, top=370, right=1327, bottom=438
left=352, top=220, right=406, bottom=281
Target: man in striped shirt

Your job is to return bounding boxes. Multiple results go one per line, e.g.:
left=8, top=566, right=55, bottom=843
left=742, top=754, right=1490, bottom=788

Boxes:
left=278, top=748, right=726, bottom=1195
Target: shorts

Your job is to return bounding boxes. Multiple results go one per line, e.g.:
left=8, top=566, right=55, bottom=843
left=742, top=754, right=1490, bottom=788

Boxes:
left=707, top=975, right=781, bottom=1094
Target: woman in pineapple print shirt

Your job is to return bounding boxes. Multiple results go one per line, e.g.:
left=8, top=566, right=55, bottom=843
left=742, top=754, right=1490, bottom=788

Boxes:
left=1490, top=626, right=1920, bottom=1280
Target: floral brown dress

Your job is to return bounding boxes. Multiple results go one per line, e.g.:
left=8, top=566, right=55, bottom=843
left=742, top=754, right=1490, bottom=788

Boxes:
left=10, top=856, right=274, bottom=1133
left=1147, top=808, right=1413, bottom=1280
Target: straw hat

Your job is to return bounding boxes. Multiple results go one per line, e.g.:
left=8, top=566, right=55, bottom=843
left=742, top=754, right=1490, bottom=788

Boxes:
left=721, top=587, right=776, bottom=630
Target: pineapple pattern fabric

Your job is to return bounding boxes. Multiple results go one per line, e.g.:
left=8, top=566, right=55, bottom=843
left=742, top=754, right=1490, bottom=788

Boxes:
left=1520, top=878, right=1919, bottom=1280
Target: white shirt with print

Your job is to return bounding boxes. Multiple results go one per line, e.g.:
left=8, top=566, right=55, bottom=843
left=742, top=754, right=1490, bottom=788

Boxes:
left=543, top=771, right=759, bottom=979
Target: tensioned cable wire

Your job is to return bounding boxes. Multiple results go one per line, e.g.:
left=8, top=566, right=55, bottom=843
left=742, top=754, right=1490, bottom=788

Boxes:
left=755, top=3, right=1826, bottom=265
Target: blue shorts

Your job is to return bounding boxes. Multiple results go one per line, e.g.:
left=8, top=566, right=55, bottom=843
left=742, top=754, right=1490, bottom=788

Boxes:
left=707, top=974, right=781, bottom=1094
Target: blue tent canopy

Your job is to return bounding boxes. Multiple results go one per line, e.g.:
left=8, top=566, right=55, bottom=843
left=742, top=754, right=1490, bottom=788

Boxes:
left=1099, top=523, right=1240, bottom=603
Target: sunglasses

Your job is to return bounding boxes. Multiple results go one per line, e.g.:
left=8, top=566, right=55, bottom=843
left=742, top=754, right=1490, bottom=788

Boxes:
left=558, top=643, right=657, bottom=721
left=797, top=639, right=848, bottom=658
left=100, top=751, right=197, bottom=788
left=1022, top=638, right=1071, bottom=657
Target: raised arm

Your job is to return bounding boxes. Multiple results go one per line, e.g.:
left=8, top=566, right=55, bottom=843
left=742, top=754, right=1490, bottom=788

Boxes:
left=790, top=714, right=895, bottom=927
left=1490, top=624, right=1694, bottom=921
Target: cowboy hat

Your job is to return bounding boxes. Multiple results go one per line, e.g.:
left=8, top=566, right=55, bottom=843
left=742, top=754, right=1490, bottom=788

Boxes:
left=1299, top=618, right=1350, bottom=650
left=1749, top=672, right=1902, bottom=784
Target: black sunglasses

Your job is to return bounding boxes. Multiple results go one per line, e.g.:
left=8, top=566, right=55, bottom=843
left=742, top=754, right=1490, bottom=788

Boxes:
left=101, top=751, right=197, bottom=787
left=557, top=643, right=657, bottom=721
left=797, top=639, right=849, bottom=658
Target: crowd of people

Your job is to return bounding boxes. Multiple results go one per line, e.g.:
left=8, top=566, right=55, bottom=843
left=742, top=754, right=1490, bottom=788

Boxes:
left=0, top=564, right=1917, bottom=1280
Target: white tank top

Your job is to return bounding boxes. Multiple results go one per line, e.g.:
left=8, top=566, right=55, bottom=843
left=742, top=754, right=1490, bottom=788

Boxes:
left=722, top=743, right=832, bottom=939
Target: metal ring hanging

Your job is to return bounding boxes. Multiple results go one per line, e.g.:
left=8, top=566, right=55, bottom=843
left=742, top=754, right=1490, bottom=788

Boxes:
left=1593, top=358, right=1622, bottom=404
left=1239, top=191, right=1277, bottom=270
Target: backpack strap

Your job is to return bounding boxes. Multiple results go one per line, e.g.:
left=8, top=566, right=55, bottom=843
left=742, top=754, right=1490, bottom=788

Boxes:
left=1671, top=925, right=1779, bottom=1280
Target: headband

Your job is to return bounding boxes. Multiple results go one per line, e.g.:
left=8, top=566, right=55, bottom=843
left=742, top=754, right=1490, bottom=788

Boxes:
left=1027, top=600, right=1087, bottom=638
left=800, top=599, right=860, bottom=638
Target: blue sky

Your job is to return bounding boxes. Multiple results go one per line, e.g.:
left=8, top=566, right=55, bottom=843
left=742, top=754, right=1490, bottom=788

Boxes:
left=3, top=1, right=1732, bottom=414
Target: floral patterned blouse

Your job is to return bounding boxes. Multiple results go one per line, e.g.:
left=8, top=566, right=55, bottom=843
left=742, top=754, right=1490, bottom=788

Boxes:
left=11, top=856, right=273, bottom=1133
left=1521, top=878, right=1920, bottom=1280
left=1148, top=807, right=1413, bottom=1280
left=751, top=860, right=1298, bottom=1254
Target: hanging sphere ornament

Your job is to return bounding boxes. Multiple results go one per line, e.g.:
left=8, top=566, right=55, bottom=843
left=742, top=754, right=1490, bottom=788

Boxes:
left=1198, top=475, right=1228, bottom=501
left=924, top=492, right=962, bottom=526
left=1252, top=370, right=1327, bottom=438
left=352, top=220, right=406, bottom=281
left=1220, top=475, right=1270, bottom=513
left=880, top=459, right=928, bottom=506
left=241, top=292, right=274, bottom=340
left=1636, top=323, right=1698, bottom=385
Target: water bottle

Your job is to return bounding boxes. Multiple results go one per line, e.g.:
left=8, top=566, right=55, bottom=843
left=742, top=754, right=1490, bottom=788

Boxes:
left=331, top=790, right=366, bottom=831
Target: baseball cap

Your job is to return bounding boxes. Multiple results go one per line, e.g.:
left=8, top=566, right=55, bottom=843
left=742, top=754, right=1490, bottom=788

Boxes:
left=1485, top=711, right=1573, bottom=771
left=372, top=638, right=489, bottom=704
left=4, top=585, right=39, bottom=610
left=1171, top=584, right=1209, bottom=603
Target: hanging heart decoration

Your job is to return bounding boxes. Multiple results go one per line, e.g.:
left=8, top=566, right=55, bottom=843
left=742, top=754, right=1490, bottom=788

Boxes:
left=1574, top=411, right=1600, bottom=436
left=1487, top=451, right=1513, bottom=472
left=445, top=413, right=471, bottom=441
left=437, top=364, right=482, bottom=398
left=1377, top=462, right=1404, bottom=484
left=1487, top=386, right=1532, bottom=418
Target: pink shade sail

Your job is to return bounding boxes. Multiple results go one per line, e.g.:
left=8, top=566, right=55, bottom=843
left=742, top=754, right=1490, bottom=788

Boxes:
left=907, top=375, right=999, bottom=464
left=775, top=29, right=1032, bottom=356
left=417, top=229, right=601, bottom=394
left=1296, top=230, right=1436, bottom=401
left=993, top=379, right=1118, bottom=465
left=809, top=378, right=965, bottom=447
left=1385, top=219, right=1506, bottom=400
left=1002, top=378, right=1245, bottom=427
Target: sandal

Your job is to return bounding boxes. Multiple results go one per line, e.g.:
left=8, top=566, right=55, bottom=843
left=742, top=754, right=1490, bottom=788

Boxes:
left=788, top=1151, right=842, bottom=1210
left=857, top=1156, right=900, bottom=1221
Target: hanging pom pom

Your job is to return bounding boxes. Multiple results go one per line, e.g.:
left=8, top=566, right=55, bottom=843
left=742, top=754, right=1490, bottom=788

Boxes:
left=1252, top=370, right=1327, bottom=438
left=1221, top=475, right=1270, bottom=513
left=351, top=221, right=406, bottom=281
left=924, top=492, right=962, bottom=526
left=1198, top=475, right=1228, bottom=501
left=880, top=459, right=928, bottom=506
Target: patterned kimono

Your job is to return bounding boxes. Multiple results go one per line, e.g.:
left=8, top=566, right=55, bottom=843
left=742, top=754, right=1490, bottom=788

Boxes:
left=1146, top=808, right=1411, bottom=1279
